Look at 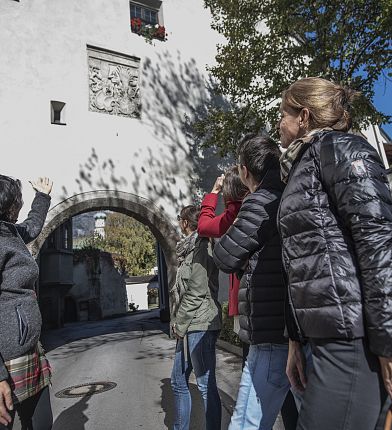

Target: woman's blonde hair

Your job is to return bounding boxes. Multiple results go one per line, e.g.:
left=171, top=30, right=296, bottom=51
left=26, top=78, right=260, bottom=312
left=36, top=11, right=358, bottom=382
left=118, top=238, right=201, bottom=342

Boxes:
left=282, top=77, right=360, bottom=132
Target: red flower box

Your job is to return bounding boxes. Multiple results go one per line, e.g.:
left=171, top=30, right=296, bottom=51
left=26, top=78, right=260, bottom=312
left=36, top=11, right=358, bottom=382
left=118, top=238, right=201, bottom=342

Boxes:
left=130, top=18, right=167, bottom=42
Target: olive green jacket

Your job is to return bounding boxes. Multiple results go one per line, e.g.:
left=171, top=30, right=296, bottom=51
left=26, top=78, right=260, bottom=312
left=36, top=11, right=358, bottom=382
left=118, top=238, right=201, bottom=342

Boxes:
left=171, top=236, right=221, bottom=337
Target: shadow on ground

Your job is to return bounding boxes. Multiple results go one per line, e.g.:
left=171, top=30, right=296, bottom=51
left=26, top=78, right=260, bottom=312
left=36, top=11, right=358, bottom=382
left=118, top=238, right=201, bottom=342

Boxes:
left=42, top=310, right=169, bottom=354
left=44, top=311, right=239, bottom=429
left=160, top=378, right=235, bottom=430
left=52, top=396, right=91, bottom=430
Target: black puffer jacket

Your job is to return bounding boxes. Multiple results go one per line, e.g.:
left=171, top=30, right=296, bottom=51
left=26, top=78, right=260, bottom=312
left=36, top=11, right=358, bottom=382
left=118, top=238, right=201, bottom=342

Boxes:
left=213, top=168, right=286, bottom=345
left=279, top=130, right=392, bottom=358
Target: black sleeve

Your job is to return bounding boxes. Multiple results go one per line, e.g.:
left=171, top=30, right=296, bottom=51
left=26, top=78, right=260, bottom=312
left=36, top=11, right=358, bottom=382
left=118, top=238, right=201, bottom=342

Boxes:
left=320, top=134, right=392, bottom=357
left=16, top=192, right=51, bottom=244
left=213, top=193, right=274, bottom=273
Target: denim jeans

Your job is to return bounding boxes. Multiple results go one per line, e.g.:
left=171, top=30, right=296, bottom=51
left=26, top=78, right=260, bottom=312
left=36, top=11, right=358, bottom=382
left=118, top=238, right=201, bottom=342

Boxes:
left=229, top=343, right=309, bottom=430
left=171, top=330, right=221, bottom=430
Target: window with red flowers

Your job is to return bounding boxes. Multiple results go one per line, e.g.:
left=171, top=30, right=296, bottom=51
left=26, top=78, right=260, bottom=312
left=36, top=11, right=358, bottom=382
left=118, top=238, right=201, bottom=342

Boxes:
left=131, top=3, right=157, bottom=25
left=130, top=0, right=167, bottom=42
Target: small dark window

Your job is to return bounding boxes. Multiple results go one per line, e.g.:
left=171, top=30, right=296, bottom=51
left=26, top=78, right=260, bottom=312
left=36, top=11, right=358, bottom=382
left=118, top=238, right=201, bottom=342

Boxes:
left=54, top=110, right=61, bottom=123
left=59, top=221, right=72, bottom=250
left=60, top=224, right=68, bottom=249
left=64, top=226, right=68, bottom=249
left=47, top=231, right=56, bottom=249
left=51, top=101, right=66, bottom=125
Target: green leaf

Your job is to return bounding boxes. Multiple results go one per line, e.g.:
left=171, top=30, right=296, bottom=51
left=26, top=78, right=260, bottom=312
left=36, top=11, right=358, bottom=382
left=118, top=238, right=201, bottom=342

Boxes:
left=195, top=0, right=391, bottom=155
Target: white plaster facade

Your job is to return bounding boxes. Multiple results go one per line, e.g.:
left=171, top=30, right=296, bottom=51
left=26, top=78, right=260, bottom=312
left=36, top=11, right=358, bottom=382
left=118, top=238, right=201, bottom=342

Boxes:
left=0, top=0, right=389, bottom=223
left=361, top=125, right=390, bottom=168
left=0, top=0, right=224, bottom=221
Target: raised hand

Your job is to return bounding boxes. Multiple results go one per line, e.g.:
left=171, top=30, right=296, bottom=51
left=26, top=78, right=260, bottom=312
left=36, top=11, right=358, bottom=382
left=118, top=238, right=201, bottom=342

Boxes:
left=211, top=174, right=225, bottom=194
left=29, top=177, right=53, bottom=195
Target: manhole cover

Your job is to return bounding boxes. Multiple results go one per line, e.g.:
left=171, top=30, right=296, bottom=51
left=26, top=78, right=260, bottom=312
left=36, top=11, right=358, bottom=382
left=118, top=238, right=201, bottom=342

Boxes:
left=55, top=382, right=117, bottom=398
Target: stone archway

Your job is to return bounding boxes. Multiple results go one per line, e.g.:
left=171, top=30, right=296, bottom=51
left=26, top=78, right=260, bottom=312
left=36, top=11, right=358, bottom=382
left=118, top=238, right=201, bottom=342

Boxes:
left=30, top=190, right=180, bottom=320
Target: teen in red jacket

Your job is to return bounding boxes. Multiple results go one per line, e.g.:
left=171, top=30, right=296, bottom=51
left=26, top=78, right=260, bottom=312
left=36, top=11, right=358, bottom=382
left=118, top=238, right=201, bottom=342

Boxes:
left=198, top=166, right=248, bottom=317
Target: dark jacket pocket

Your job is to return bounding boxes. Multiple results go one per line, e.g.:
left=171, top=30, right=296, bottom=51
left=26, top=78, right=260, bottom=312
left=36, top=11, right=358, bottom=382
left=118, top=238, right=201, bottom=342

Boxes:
left=16, top=305, right=29, bottom=346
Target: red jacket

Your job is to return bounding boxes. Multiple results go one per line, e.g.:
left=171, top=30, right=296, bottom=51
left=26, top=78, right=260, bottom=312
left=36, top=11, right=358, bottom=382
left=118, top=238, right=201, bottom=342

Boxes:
left=198, top=193, right=242, bottom=316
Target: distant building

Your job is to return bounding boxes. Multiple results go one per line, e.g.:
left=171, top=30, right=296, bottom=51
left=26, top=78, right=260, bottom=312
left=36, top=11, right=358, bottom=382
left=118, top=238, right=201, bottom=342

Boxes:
left=361, top=125, right=391, bottom=171
left=125, top=275, right=159, bottom=311
left=94, top=212, right=107, bottom=239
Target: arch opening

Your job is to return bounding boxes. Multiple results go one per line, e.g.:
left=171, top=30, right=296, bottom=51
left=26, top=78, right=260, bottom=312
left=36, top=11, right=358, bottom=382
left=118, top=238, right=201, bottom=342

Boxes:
left=31, top=190, right=179, bottom=326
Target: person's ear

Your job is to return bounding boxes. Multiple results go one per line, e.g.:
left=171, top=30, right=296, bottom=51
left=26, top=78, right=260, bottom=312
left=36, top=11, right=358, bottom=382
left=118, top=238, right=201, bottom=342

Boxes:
left=243, top=165, right=250, bottom=180
left=299, top=108, right=310, bottom=130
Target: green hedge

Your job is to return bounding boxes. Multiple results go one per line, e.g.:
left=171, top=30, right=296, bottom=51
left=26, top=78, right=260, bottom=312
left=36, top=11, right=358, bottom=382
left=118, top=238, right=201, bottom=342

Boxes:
left=219, top=302, right=241, bottom=347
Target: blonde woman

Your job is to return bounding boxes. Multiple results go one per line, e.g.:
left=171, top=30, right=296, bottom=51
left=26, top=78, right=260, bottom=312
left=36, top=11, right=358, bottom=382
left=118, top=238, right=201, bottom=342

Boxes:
left=277, top=77, right=392, bottom=429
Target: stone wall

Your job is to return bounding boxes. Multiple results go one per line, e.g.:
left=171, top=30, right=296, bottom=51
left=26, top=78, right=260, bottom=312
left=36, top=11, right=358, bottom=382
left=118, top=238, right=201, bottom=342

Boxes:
left=70, top=251, right=128, bottom=321
left=100, top=256, right=128, bottom=318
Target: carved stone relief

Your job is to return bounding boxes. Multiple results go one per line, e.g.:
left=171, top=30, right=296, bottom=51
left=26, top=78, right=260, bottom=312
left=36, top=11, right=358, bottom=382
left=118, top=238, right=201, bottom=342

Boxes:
left=87, top=46, right=141, bottom=118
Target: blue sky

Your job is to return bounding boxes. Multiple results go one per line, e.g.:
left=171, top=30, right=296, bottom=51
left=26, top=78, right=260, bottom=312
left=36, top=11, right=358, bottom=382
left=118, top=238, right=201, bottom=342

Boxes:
left=373, top=74, right=392, bottom=138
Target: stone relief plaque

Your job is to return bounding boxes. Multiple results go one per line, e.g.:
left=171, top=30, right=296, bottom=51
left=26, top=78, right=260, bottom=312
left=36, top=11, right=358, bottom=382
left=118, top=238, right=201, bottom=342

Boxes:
left=87, top=46, right=141, bottom=118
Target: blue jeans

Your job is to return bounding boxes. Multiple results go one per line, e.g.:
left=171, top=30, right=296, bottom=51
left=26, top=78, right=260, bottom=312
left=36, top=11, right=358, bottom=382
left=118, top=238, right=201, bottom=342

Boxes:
left=229, top=343, right=303, bottom=430
left=171, top=330, right=221, bottom=430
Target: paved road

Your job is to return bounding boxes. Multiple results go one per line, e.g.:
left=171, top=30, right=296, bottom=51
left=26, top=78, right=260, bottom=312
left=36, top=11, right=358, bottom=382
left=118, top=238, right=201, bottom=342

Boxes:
left=36, top=311, right=284, bottom=430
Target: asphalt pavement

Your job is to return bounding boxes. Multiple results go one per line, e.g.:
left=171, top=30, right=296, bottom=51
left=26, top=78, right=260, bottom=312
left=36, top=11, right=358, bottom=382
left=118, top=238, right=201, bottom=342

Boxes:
left=29, top=310, right=285, bottom=430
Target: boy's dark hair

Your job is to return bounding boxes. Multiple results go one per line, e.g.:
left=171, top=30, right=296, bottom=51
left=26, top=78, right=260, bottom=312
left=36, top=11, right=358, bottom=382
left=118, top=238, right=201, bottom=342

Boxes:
left=180, top=205, right=200, bottom=231
left=237, top=135, right=281, bottom=183
left=0, top=175, right=23, bottom=223
left=222, top=165, right=248, bottom=204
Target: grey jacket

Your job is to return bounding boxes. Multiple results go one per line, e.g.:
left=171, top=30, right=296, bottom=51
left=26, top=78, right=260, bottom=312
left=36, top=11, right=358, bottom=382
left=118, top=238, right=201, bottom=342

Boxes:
left=0, top=192, right=51, bottom=381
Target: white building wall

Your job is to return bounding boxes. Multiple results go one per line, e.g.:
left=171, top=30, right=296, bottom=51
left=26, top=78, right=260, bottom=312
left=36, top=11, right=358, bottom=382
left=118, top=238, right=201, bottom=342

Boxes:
left=361, top=125, right=389, bottom=168
left=0, top=0, right=224, bottom=220
left=1, top=0, right=387, bottom=224
left=126, top=282, right=149, bottom=310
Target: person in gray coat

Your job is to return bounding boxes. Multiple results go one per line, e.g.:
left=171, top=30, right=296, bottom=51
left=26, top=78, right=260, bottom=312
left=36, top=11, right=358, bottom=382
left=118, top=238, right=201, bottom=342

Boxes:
left=0, top=176, right=53, bottom=430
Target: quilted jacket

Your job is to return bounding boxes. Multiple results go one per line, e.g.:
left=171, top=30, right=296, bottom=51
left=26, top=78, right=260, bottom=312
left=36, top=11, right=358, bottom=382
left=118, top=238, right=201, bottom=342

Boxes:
left=213, top=168, right=287, bottom=345
left=278, top=130, right=392, bottom=358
